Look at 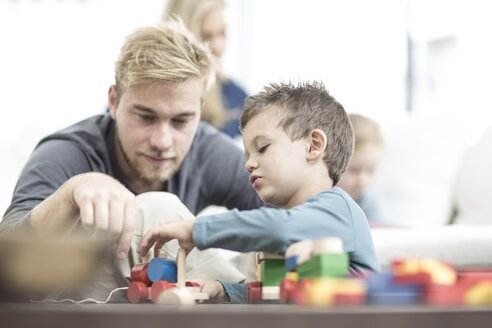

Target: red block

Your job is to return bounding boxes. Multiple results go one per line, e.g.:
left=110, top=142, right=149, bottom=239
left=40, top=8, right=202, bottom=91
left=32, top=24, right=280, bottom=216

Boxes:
left=247, top=282, right=262, bottom=304
left=279, top=279, right=296, bottom=304
left=394, top=272, right=432, bottom=286
left=127, top=282, right=149, bottom=304
left=291, top=279, right=313, bottom=306
left=186, top=281, right=200, bottom=287
left=131, top=263, right=152, bottom=286
left=458, top=270, right=492, bottom=289
left=334, top=293, right=366, bottom=306
left=151, top=280, right=176, bottom=303
left=425, top=285, right=464, bottom=305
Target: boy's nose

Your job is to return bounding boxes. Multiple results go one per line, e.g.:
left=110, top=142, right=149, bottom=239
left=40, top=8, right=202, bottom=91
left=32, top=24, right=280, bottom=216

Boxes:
left=245, top=158, right=258, bottom=173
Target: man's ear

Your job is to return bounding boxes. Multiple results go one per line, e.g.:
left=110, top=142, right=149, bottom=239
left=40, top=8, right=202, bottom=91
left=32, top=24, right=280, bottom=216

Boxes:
left=108, top=85, right=118, bottom=119
left=306, top=129, right=327, bottom=161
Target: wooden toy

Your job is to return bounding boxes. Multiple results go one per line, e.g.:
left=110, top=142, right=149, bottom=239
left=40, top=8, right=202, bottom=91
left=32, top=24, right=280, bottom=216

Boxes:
left=147, top=257, right=177, bottom=283
left=465, top=282, right=492, bottom=305
left=366, top=272, right=421, bottom=305
left=246, top=281, right=262, bottom=304
left=254, top=237, right=356, bottom=305
left=155, top=248, right=208, bottom=304
left=127, top=248, right=208, bottom=304
left=130, top=262, right=152, bottom=286
left=127, top=280, right=176, bottom=304
left=260, top=259, right=286, bottom=286
left=392, top=258, right=456, bottom=286
left=424, top=284, right=464, bottom=305
left=285, top=240, right=314, bottom=270
left=296, top=253, right=349, bottom=278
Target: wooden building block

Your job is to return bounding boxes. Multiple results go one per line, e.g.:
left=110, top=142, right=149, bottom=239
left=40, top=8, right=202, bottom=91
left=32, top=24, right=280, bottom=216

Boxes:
left=297, top=253, right=349, bottom=278
left=261, top=259, right=286, bottom=286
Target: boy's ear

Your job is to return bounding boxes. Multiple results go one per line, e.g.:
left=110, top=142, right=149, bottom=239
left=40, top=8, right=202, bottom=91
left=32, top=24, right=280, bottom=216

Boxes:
left=306, top=129, right=327, bottom=161
left=108, top=85, right=118, bottom=119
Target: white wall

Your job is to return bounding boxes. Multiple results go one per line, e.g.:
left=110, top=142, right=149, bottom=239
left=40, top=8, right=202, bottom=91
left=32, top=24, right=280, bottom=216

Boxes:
left=0, top=0, right=166, bottom=215
left=1, top=0, right=492, bottom=220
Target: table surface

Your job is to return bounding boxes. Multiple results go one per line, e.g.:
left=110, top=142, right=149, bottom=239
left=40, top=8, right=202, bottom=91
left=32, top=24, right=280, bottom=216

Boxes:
left=1, top=303, right=492, bottom=328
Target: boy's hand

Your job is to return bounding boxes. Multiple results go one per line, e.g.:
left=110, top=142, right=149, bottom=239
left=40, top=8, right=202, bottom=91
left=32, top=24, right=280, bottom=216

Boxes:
left=187, top=279, right=230, bottom=303
left=137, top=219, right=195, bottom=257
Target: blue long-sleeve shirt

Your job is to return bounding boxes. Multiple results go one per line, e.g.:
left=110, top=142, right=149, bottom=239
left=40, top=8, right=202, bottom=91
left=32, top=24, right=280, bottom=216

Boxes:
left=193, top=187, right=380, bottom=303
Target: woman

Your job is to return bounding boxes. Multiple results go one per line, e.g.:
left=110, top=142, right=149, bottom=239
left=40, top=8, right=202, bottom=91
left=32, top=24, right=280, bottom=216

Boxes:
left=163, top=0, right=247, bottom=139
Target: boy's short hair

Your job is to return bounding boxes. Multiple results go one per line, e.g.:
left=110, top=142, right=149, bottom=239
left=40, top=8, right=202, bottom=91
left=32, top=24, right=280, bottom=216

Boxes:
left=349, top=114, right=384, bottom=151
left=114, top=18, right=215, bottom=104
left=240, top=81, right=353, bottom=185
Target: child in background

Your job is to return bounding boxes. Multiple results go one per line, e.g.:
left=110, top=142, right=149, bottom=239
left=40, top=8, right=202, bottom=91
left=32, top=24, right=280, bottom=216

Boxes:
left=137, top=81, right=380, bottom=303
left=338, top=114, right=389, bottom=224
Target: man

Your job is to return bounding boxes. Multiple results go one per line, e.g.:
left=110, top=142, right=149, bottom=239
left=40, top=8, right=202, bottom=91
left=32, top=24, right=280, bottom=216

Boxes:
left=0, top=19, right=261, bottom=300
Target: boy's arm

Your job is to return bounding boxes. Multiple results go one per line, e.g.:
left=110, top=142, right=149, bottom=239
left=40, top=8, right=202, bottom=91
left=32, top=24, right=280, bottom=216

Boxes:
left=137, top=206, right=288, bottom=257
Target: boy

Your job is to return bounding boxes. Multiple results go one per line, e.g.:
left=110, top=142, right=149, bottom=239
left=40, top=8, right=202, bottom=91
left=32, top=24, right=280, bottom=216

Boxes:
left=138, top=81, right=380, bottom=303
left=338, top=114, right=389, bottom=223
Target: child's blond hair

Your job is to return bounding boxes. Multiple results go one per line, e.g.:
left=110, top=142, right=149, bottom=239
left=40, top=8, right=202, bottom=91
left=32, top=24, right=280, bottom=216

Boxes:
left=349, top=114, right=384, bottom=151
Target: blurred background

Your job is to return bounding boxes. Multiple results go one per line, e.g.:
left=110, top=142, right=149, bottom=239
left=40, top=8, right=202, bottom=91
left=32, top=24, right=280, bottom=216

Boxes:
left=1, top=0, right=492, bottom=226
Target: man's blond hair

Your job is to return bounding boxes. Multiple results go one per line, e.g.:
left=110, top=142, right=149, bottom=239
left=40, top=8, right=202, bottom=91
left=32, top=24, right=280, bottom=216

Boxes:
left=114, top=18, right=215, bottom=104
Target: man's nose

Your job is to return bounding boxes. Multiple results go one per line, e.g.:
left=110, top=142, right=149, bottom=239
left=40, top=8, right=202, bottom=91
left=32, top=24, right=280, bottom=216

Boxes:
left=150, top=123, right=173, bottom=150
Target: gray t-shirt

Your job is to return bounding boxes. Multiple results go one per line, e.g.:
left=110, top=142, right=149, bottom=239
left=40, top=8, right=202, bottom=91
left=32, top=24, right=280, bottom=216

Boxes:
left=0, top=115, right=263, bottom=302
left=1, top=114, right=262, bottom=232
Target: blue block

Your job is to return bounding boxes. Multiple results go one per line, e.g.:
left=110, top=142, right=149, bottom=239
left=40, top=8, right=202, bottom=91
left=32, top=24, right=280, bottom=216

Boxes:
left=285, top=256, right=298, bottom=271
left=366, top=273, right=421, bottom=305
left=368, top=292, right=421, bottom=305
left=147, top=258, right=177, bottom=283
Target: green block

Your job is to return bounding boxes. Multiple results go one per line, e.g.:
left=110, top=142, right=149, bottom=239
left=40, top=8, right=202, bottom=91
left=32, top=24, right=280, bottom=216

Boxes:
left=297, top=253, right=349, bottom=278
left=261, top=259, right=286, bottom=286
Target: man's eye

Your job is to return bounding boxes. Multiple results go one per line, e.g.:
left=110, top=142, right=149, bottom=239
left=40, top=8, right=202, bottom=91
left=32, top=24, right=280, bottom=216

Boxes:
left=172, top=118, right=188, bottom=125
left=258, top=145, right=269, bottom=153
left=137, top=113, right=155, bottom=122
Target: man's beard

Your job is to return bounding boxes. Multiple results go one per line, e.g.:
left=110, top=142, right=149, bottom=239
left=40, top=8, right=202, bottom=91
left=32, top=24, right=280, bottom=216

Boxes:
left=115, top=128, right=175, bottom=184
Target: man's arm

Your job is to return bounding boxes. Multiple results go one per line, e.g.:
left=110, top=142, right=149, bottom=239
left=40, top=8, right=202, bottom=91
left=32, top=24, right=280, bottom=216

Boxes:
left=2, top=140, right=136, bottom=259
left=30, top=172, right=136, bottom=259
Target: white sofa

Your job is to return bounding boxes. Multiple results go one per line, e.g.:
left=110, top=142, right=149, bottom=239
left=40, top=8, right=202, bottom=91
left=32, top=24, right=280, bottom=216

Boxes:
left=370, top=117, right=492, bottom=269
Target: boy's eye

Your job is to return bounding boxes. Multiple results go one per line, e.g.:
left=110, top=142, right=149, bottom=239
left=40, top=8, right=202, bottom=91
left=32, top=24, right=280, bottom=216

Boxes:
left=258, top=145, right=269, bottom=153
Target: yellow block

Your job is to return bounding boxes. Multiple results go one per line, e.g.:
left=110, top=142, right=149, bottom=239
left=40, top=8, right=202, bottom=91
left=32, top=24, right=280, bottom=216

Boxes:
left=395, top=258, right=456, bottom=286
left=309, top=278, right=336, bottom=306
left=286, top=272, right=299, bottom=283
left=465, top=282, right=492, bottom=305
left=307, top=278, right=366, bottom=306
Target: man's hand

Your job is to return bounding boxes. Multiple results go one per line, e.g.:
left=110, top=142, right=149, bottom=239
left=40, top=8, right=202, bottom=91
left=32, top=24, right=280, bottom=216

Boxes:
left=187, top=279, right=230, bottom=303
left=137, top=219, right=195, bottom=257
left=30, top=172, right=136, bottom=259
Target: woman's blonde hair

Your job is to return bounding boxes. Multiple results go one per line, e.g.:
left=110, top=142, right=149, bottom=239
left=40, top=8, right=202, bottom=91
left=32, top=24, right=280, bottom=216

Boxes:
left=114, top=18, right=215, bottom=105
left=162, top=0, right=227, bottom=129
